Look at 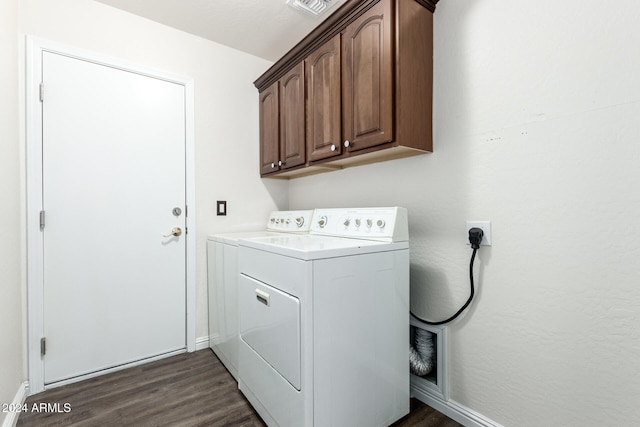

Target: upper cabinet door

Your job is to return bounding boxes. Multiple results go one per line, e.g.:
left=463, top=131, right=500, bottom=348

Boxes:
left=342, top=0, right=394, bottom=152
left=279, top=62, right=306, bottom=169
left=306, top=35, right=342, bottom=163
left=259, top=82, right=280, bottom=175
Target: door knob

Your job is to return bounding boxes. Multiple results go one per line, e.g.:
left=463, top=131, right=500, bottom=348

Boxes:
left=163, top=227, right=182, bottom=237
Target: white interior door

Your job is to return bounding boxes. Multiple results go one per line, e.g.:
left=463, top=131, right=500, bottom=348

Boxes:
left=42, top=51, right=187, bottom=384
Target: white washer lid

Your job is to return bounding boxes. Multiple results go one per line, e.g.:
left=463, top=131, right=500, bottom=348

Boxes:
left=208, top=230, right=275, bottom=245
left=238, top=234, right=408, bottom=260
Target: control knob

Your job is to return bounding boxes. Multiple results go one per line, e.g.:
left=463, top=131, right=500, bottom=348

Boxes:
left=317, top=216, right=327, bottom=228
left=295, top=217, right=305, bottom=228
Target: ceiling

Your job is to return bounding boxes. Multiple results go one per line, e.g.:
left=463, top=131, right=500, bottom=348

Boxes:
left=93, top=0, right=348, bottom=62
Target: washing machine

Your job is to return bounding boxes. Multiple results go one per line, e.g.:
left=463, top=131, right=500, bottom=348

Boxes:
left=207, top=210, right=314, bottom=380
left=237, top=207, right=410, bottom=427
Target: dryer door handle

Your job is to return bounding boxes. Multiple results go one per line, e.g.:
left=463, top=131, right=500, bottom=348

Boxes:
left=255, top=289, right=270, bottom=307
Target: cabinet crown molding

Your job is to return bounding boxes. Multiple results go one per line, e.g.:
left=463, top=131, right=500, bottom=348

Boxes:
left=254, top=0, right=438, bottom=92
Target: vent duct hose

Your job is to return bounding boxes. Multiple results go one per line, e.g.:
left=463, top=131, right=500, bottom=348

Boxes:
left=409, top=328, right=434, bottom=376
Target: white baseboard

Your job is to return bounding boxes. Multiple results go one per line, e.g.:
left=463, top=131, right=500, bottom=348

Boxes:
left=411, top=384, right=503, bottom=427
left=195, top=335, right=210, bottom=351
left=2, top=381, right=28, bottom=427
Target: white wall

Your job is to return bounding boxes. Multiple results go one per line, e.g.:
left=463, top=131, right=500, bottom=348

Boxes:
left=289, top=0, right=640, bottom=425
left=0, top=0, right=25, bottom=422
left=18, top=0, right=286, bottom=349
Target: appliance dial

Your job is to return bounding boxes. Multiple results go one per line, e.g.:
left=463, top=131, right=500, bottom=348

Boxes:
left=366, top=219, right=373, bottom=228
left=355, top=218, right=361, bottom=228
left=295, top=217, right=304, bottom=228
left=343, top=218, right=351, bottom=227
left=318, top=216, right=327, bottom=228
left=377, top=219, right=386, bottom=229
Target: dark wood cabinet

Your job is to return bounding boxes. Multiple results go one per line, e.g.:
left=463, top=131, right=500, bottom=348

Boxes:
left=342, top=0, right=393, bottom=153
left=258, top=82, right=280, bottom=175
left=256, top=0, right=438, bottom=178
left=259, top=63, right=306, bottom=175
left=279, top=63, right=306, bottom=170
left=306, top=35, right=342, bottom=162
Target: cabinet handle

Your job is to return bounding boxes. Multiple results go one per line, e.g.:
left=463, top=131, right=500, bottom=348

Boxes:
left=271, top=162, right=276, bottom=169
left=330, top=144, right=336, bottom=152
left=344, top=140, right=351, bottom=148
left=278, top=160, right=284, bottom=167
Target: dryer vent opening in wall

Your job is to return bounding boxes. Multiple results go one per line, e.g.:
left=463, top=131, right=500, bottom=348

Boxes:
left=410, top=318, right=449, bottom=402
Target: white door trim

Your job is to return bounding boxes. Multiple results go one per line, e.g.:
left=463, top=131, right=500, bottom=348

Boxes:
left=25, top=36, right=197, bottom=394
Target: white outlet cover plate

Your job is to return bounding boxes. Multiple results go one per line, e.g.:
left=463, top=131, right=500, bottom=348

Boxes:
left=466, top=221, right=491, bottom=246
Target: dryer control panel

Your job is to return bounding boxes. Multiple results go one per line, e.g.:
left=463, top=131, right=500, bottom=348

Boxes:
left=310, top=207, right=408, bottom=242
left=265, top=210, right=314, bottom=233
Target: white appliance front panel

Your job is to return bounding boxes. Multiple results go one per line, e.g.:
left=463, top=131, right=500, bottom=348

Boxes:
left=239, top=341, right=306, bottom=427
left=207, top=240, right=239, bottom=380
left=239, top=274, right=302, bottom=390
left=237, top=243, right=409, bottom=427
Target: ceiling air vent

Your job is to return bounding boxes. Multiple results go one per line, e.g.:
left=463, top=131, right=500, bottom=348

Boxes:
left=286, top=0, right=335, bottom=16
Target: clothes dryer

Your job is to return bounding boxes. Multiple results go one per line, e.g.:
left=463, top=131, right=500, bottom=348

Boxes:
left=237, top=207, right=410, bottom=426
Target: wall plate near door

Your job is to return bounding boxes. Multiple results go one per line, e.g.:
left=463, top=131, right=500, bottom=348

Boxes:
left=217, top=200, right=227, bottom=216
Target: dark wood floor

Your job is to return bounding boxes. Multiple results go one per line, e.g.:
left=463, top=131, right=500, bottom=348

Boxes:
left=18, top=349, right=462, bottom=427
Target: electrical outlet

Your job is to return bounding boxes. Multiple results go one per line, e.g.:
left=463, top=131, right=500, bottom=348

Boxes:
left=466, top=221, right=491, bottom=246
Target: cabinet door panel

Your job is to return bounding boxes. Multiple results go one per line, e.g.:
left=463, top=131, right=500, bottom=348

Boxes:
left=342, top=0, right=393, bottom=152
left=306, top=35, right=342, bottom=162
left=259, top=83, right=280, bottom=175
left=280, top=63, right=306, bottom=169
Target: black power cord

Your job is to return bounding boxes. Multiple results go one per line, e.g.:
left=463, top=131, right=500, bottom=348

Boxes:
left=411, top=228, right=484, bottom=325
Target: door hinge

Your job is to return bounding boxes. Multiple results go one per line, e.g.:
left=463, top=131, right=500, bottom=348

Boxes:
left=39, top=83, right=44, bottom=102
left=40, top=337, right=46, bottom=357
left=39, top=210, right=45, bottom=230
